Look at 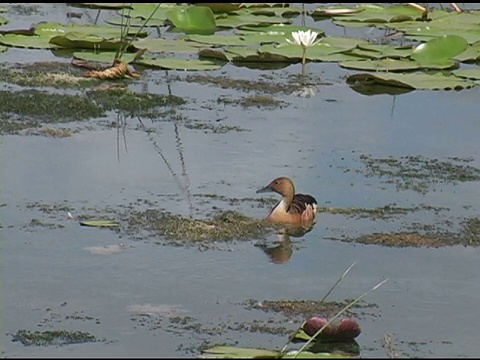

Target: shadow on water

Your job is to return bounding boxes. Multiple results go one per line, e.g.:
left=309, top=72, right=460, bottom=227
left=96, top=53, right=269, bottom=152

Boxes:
left=256, top=226, right=315, bottom=265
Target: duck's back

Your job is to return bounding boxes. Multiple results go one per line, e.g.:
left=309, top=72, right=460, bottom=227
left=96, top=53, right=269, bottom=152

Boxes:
left=288, top=194, right=317, bottom=214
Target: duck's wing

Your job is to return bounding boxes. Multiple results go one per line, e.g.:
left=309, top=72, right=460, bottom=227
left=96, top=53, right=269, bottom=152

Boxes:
left=288, top=194, right=318, bottom=214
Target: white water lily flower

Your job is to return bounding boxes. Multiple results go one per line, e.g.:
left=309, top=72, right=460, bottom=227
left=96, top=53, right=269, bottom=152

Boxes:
left=286, top=29, right=320, bottom=47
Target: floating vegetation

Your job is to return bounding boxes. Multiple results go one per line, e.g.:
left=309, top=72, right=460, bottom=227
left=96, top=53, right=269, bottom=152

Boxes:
left=184, top=74, right=294, bottom=94
left=0, top=62, right=93, bottom=87
left=358, top=154, right=480, bottom=194
left=11, top=329, right=97, bottom=346
left=0, top=89, right=105, bottom=123
left=89, top=88, right=186, bottom=115
left=125, top=209, right=276, bottom=245
left=342, top=216, right=480, bottom=247
left=184, top=122, right=248, bottom=134
left=243, top=299, right=377, bottom=320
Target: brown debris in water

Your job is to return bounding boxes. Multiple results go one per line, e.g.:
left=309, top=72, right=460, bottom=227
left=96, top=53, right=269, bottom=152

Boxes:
left=84, top=59, right=141, bottom=80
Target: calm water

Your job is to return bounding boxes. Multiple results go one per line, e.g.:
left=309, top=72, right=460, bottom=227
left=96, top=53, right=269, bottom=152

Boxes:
left=2, top=3, right=480, bottom=358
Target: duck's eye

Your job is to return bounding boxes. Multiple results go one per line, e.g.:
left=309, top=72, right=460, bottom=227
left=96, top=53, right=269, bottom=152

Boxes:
left=274, top=181, right=279, bottom=184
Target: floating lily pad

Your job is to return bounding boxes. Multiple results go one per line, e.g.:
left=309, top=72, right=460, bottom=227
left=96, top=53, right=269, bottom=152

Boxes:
left=133, top=37, right=207, bottom=53
left=403, top=26, right=480, bottom=45
left=411, top=35, right=468, bottom=64
left=453, top=41, right=480, bottom=62
left=452, top=68, right=480, bottom=81
left=106, top=17, right=166, bottom=28
left=238, top=24, right=325, bottom=38
left=0, top=16, right=7, bottom=25
left=0, top=34, right=59, bottom=49
left=246, top=5, right=302, bottom=17
left=73, top=51, right=139, bottom=64
left=34, top=21, right=148, bottom=39
left=50, top=32, right=128, bottom=51
left=199, top=345, right=348, bottom=359
left=0, top=45, right=7, bottom=53
left=347, top=44, right=413, bottom=59
left=166, top=6, right=216, bottom=33
left=260, top=36, right=371, bottom=62
left=215, top=13, right=292, bottom=29
left=310, top=6, right=364, bottom=18
left=135, top=56, right=224, bottom=71
left=340, top=58, right=421, bottom=71
left=185, top=34, right=258, bottom=47
left=198, top=47, right=261, bottom=62
left=70, top=3, right=133, bottom=10
left=122, top=3, right=187, bottom=21
left=200, top=3, right=244, bottom=14
left=200, top=346, right=279, bottom=358
left=347, top=72, right=477, bottom=90
left=80, top=220, right=120, bottom=228
left=318, top=3, right=425, bottom=25
left=197, top=35, right=369, bottom=63
left=185, top=32, right=290, bottom=47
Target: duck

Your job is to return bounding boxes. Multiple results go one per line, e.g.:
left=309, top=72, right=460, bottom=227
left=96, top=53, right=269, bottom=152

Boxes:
left=256, top=177, right=317, bottom=227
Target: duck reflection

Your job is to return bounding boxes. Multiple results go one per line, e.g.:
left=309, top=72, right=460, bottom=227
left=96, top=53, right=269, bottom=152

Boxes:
left=256, top=225, right=313, bottom=265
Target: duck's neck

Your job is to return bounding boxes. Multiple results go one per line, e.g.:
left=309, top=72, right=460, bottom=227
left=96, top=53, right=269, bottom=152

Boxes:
left=274, top=193, right=294, bottom=213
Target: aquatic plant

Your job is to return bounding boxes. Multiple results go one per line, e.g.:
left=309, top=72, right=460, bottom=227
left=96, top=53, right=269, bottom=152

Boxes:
left=286, top=29, right=321, bottom=76
left=200, top=262, right=389, bottom=358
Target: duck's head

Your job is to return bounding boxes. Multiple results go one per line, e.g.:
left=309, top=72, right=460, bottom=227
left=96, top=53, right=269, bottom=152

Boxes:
left=256, top=177, right=295, bottom=197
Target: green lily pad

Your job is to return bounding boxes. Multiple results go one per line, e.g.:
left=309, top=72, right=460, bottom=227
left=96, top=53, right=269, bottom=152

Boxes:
left=49, top=32, right=128, bottom=51
left=198, top=48, right=235, bottom=62
left=34, top=21, right=148, bottom=39
left=452, top=68, right=480, bottom=80
left=199, top=345, right=346, bottom=359
left=199, top=47, right=287, bottom=63
left=198, top=36, right=368, bottom=63
left=185, top=32, right=290, bottom=47
left=199, top=346, right=279, bottom=358
left=185, top=34, right=258, bottom=47
left=411, top=35, right=468, bottom=61
left=0, top=16, right=8, bottom=25
left=216, top=13, right=292, bottom=29
left=259, top=36, right=376, bottom=63
left=238, top=24, right=325, bottom=38
left=403, top=26, right=480, bottom=45
left=246, top=6, right=302, bottom=18
left=166, top=6, right=216, bottom=33
left=340, top=58, right=421, bottom=71
left=453, top=41, right=480, bottom=62
left=73, top=51, right=139, bottom=64
left=70, top=3, right=133, bottom=10
left=318, top=3, right=425, bottom=25
left=122, top=3, right=187, bottom=21
left=347, top=72, right=477, bottom=90
left=347, top=44, right=413, bottom=59
left=200, top=3, right=244, bottom=14
left=106, top=17, right=166, bottom=28
left=310, top=5, right=364, bottom=18
left=135, top=56, right=224, bottom=71
left=133, top=37, right=208, bottom=53
left=80, top=220, right=120, bottom=228
left=0, top=34, right=59, bottom=49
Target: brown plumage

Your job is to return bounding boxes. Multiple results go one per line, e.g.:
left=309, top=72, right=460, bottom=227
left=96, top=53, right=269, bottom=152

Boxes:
left=256, top=177, right=317, bottom=227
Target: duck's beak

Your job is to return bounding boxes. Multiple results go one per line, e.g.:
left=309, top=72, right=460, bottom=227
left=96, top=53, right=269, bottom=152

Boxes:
left=256, top=184, right=273, bottom=194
